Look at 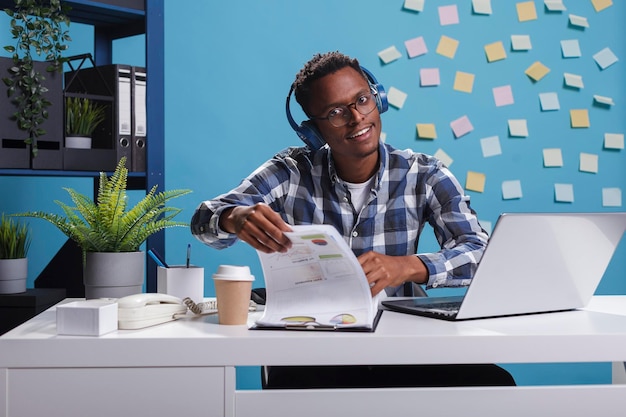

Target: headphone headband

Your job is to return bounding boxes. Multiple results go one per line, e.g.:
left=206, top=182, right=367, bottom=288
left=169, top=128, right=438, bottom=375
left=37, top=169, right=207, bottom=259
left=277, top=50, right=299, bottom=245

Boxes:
left=286, top=66, right=388, bottom=150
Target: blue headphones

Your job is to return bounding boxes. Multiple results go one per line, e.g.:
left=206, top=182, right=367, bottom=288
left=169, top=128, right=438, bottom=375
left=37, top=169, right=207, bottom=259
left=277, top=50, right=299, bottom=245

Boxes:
left=285, top=67, right=388, bottom=150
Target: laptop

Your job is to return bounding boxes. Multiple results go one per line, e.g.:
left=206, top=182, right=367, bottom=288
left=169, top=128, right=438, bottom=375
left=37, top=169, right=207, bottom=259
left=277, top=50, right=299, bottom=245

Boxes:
left=382, top=212, right=626, bottom=321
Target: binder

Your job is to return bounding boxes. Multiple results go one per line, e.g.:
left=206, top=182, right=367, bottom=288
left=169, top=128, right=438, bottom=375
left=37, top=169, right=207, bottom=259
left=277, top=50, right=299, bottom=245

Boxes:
left=132, top=68, right=147, bottom=172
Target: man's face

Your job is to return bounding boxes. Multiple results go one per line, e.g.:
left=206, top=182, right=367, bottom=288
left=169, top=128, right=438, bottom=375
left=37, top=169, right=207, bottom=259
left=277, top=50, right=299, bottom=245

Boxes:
left=306, top=67, right=381, bottom=162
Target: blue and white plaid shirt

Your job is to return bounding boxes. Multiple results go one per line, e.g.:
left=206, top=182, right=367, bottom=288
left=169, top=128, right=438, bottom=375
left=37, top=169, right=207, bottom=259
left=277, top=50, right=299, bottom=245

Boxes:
left=192, top=142, right=488, bottom=290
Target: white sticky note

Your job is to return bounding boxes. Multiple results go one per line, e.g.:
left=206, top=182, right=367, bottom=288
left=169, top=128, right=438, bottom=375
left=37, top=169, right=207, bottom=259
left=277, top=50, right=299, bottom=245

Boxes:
left=378, top=46, right=402, bottom=64
left=434, top=148, right=453, bottom=167
left=543, top=148, right=563, bottom=167
left=564, top=73, right=584, bottom=89
left=473, top=0, right=492, bottom=14
left=539, top=92, right=560, bottom=111
left=561, top=39, right=581, bottom=58
left=569, top=14, right=589, bottom=28
left=604, top=133, right=624, bottom=149
left=404, top=0, right=425, bottom=12
left=555, top=184, right=574, bottom=203
left=511, top=35, right=532, bottom=51
left=387, top=86, right=408, bottom=109
left=450, top=115, right=474, bottom=138
left=480, top=136, right=502, bottom=157
left=380, top=131, right=387, bottom=143
left=502, top=180, right=523, bottom=200
left=508, top=119, right=528, bottom=137
left=420, top=68, right=440, bottom=86
left=579, top=152, right=598, bottom=173
left=602, top=188, right=622, bottom=207
left=593, top=47, right=619, bottom=70
left=594, top=95, right=614, bottom=106
left=545, top=0, right=566, bottom=11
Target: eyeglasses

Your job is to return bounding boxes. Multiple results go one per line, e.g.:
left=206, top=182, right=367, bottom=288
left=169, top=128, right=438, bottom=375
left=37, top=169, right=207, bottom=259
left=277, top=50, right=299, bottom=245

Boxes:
left=311, top=93, right=378, bottom=128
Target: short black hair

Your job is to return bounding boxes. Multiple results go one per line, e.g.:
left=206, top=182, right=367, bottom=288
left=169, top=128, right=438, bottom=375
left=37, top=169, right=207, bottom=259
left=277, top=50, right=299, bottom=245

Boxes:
left=292, top=51, right=365, bottom=115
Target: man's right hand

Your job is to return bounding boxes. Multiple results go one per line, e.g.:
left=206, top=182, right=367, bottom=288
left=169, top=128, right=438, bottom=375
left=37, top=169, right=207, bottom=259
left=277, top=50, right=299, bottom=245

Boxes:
left=220, top=203, right=293, bottom=253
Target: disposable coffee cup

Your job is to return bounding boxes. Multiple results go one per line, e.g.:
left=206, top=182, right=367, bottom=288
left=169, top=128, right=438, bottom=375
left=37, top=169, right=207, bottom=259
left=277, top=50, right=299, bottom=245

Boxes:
left=212, top=265, right=255, bottom=325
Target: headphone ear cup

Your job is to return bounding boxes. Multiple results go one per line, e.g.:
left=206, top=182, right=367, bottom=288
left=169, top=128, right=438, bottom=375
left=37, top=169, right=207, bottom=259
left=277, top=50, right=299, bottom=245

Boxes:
left=372, top=83, right=388, bottom=114
left=297, top=120, right=326, bottom=150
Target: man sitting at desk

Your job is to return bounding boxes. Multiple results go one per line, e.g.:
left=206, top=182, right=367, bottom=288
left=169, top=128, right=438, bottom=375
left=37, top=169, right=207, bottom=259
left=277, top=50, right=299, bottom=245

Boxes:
left=191, top=51, right=515, bottom=388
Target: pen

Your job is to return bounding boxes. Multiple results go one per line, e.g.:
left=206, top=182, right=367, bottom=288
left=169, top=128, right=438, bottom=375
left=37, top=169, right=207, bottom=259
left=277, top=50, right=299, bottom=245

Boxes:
left=186, top=243, right=191, bottom=268
left=149, top=248, right=169, bottom=268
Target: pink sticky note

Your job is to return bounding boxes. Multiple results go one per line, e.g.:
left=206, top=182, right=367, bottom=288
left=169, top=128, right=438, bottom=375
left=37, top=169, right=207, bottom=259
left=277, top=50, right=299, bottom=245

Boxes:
left=439, top=5, right=459, bottom=26
left=450, top=115, right=474, bottom=138
left=493, top=85, right=514, bottom=107
left=405, top=36, right=428, bottom=58
left=420, top=68, right=440, bottom=86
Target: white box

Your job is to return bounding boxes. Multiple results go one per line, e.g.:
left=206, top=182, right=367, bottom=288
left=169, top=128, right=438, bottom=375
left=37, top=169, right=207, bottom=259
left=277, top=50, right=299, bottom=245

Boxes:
left=157, top=266, right=204, bottom=303
left=56, top=300, right=118, bottom=336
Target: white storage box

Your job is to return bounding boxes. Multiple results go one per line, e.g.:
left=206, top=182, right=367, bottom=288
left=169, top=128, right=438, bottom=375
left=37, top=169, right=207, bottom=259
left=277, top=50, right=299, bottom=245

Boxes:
left=56, top=300, right=118, bottom=336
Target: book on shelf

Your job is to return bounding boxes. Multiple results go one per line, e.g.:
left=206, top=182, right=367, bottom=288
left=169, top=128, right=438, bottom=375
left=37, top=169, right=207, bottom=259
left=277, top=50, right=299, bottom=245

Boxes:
left=251, top=224, right=384, bottom=332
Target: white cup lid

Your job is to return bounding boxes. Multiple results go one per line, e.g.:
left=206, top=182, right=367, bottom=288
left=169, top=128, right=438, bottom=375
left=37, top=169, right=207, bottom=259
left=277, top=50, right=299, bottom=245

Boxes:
left=212, top=264, right=255, bottom=281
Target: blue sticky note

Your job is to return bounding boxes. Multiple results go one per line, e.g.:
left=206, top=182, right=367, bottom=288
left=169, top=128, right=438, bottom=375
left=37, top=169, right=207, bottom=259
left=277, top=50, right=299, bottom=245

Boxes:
left=561, top=39, right=581, bottom=58
left=502, top=180, right=523, bottom=200
left=555, top=183, right=574, bottom=203
left=539, top=92, right=560, bottom=111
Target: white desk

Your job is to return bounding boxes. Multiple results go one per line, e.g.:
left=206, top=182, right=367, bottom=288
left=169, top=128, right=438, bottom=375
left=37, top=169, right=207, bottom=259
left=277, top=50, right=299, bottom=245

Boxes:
left=1, top=296, right=626, bottom=417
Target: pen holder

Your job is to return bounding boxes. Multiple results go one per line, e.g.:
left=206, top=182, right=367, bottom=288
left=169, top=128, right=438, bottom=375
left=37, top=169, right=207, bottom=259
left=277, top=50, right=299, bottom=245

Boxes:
left=157, top=266, right=205, bottom=303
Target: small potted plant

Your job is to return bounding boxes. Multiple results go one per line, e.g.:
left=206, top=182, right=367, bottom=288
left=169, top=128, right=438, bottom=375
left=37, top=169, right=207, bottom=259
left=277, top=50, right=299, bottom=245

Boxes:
left=0, top=214, right=31, bottom=294
left=64, top=96, right=107, bottom=149
left=17, top=157, right=192, bottom=299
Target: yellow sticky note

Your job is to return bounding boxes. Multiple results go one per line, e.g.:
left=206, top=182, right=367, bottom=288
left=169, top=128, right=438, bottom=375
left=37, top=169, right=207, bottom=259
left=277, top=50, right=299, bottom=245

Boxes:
left=453, top=71, right=475, bottom=93
left=416, top=123, right=437, bottom=139
left=516, top=1, right=537, bottom=22
left=436, top=35, right=459, bottom=59
left=570, top=109, right=590, bottom=128
left=465, top=171, right=486, bottom=193
left=592, top=0, right=612, bottom=12
left=484, top=41, right=506, bottom=62
left=525, top=61, right=550, bottom=81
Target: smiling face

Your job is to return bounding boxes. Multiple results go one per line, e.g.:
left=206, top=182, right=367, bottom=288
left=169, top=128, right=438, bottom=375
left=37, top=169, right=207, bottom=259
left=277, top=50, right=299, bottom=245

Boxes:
left=306, top=67, right=382, bottom=183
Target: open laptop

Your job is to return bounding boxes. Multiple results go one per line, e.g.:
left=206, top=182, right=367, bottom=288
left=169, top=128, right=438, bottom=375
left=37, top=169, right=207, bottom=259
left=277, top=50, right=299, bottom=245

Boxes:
left=382, top=212, right=626, bottom=321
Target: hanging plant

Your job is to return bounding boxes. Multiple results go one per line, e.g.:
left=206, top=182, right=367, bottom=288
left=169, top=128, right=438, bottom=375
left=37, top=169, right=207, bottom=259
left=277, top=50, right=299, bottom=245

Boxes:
left=2, top=0, right=72, bottom=157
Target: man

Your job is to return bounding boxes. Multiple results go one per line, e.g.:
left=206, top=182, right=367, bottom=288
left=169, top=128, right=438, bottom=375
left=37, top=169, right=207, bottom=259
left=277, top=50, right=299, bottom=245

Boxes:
left=191, top=51, right=514, bottom=388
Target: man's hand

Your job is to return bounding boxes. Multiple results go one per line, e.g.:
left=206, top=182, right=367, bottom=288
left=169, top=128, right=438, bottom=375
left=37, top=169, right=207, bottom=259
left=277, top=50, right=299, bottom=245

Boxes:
left=220, top=203, right=293, bottom=253
left=358, top=252, right=428, bottom=296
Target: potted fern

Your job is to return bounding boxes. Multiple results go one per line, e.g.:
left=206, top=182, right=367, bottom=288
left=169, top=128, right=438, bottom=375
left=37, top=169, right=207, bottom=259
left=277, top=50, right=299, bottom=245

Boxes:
left=0, top=214, right=31, bottom=294
left=17, top=157, right=192, bottom=299
left=65, top=96, right=107, bottom=149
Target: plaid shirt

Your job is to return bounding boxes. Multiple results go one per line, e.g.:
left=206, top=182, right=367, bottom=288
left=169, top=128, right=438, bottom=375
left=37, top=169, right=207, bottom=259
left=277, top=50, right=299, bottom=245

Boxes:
left=191, top=142, right=488, bottom=289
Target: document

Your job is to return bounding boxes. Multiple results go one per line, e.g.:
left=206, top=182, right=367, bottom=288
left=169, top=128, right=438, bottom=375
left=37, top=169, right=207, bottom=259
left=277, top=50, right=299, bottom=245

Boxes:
left=252, top=224, right=384, bottom=331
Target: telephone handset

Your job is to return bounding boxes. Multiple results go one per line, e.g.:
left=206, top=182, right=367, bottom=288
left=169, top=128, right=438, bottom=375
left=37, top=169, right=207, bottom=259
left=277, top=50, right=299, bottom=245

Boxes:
left=117, top=293, right=188, bottom=330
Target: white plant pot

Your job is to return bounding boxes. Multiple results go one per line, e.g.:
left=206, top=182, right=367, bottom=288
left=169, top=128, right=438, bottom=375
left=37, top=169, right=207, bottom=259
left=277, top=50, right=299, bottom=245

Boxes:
left=0, top=258, right=27, bottom=294
left=65, top=135, right=92, bottom=149
left=83, top=252, right=145, bottom=299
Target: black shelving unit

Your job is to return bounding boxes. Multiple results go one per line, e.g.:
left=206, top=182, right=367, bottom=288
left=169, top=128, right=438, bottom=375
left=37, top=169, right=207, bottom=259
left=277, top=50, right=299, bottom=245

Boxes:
left=0, top=0, right=165, bottom=297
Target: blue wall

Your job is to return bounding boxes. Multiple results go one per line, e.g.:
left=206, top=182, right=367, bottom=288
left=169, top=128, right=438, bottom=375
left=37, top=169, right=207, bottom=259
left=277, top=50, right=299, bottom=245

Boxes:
left=1, top=0, right=624, bottom=389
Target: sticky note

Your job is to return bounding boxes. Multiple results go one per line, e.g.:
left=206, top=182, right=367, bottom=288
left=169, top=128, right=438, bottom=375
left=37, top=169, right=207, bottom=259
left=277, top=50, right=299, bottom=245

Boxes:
left=420, top=68, right=440, bottom=86
left=380, top=131, right=387, bottom=142
left=450, top=115, right=474, bottom=138
left=387, top=87, right=408, bottom=109
left=466, top=171, right=486, bottom=193
left=544, top=0, right=566, bottom=11
left=502, top=180, right=523, bottom=200
left=594, top=95, right=614, bottom=106
left=570, top=109, right=590, bottom=128
left=454, top=71, right=475, bottom=93
left=485, top=41, right=507, bottom=62
left=439, top=5, right=460, bottom=25
left=511, top=35, right=532, bottom=51
left=593, top=47, right=618, bottom=70
left=404, top=0, right=425, bottom=12
left=555, top=184, right=574, bottom=203
left=543, top=148, right=563, bottom=167
left=508, top=119, right=528, bottom=137
left=525, top=61, right=550, bottom=81
left=539, top=92, right=560, bottom=111
left=479, top=220, right=493, bottom=235
left=517, top=1, right=537, bottom=22
left=472, top=0, right=492, bottom=14
left=416, top=123, right=437, bottom=139
left=405, top=36, right=428, bottom=58
left=592, top=0, right=613, bottom=12
left=602, top=188, right=622, bottom=207
left=561, top=39, right=581, bottom=58
left=579, top=153, right=598, bottom=173
left=493, top=85, right=514, bottom=107
left=436, top=36, right=459, bottom=59
left=569, top=14, right=589, bottom=28
left=434, top=148, right=453, bottom=167
left=604, top=133, right=624, bottom=149
left=480, top=136, right=502, bottom=157
left=564, top=73, right=584, bottom=89
left=378, top=46, right=402, bottom=64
